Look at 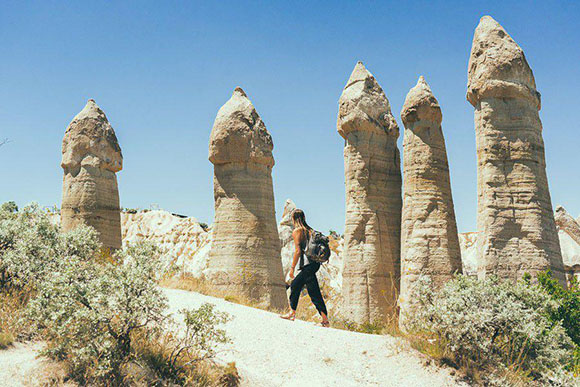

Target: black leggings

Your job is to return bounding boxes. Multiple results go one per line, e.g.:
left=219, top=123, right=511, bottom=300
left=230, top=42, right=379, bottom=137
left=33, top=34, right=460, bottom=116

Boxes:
left=289, top=263, right=327, bottom=316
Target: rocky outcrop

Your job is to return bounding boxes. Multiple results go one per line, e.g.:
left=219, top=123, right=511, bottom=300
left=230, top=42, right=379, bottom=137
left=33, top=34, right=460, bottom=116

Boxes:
left=467, top=16, right=566, bottom=284
left=121, top=210, right=212, bottom=274
left=337, top=62, right=402, bottom=323
left=61, top=99, right=123, bottom=251
left=207, top=88, right=286, bottom=309
left=554, top=206, right=580, bottom=283
left=399, top=77, right=462, bottom=327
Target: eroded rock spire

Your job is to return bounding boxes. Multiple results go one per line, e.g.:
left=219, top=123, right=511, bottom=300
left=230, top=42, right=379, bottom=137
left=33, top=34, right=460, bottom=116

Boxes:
left=337, top=62, right=402, bottom=324
left=61, top=99, right=123, bottom=251
left=467, top=16, right=566, bottom=284
left=399, top=76, right=462, bottom=329
left=207, top=87, right=286, bottom=309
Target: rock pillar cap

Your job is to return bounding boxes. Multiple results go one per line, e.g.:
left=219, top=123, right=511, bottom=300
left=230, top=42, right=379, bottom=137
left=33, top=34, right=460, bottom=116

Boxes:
left=466, top=16, right=540, bottom=109
left=337, top=61, right=399, bottom=139
left=209, top=87, right=274, bottom=167
left=401, top=76, right=442, bottom=127
left=61, top=99, right=123, bottom=173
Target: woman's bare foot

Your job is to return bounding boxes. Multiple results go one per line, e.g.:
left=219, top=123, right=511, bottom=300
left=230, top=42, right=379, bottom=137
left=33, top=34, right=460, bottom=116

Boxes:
left=279, top=311, right=296, bottom=321
left=319, top=320, right=330, bottom=328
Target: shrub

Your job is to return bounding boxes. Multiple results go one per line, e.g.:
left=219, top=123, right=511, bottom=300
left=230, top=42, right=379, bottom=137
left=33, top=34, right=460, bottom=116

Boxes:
left=0, top=201, right=17, bottom=213
left=536, top=271, right=580, bottom=375
left=0, top=202, right=100, bottom=290
left=410, top=275, right=575, bottom=383
left=26, top=243, right=167, bottom=383
left=1, top=202, right=237, bottom=385
left=134, top=304, right=233, bottom=385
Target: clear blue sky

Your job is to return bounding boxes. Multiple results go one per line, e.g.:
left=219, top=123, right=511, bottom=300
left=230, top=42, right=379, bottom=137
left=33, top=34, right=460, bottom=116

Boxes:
left=1, top=1, right=579, bottom=233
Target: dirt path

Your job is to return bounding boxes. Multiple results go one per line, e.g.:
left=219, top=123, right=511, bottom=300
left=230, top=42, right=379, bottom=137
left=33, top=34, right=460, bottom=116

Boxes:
left=164, top=288, right=464, bottom=387
left=0, top=342, right=47, bottom=386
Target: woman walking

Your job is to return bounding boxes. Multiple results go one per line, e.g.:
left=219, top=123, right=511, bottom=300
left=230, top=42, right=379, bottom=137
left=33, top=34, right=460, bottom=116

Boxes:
left=280, top=209, right=329, bottom=327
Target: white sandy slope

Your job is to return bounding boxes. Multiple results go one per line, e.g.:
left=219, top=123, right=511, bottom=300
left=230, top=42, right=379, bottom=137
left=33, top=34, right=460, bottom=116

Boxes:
left=0, top=290, right=463, bottom=387
left=0, top=342, right=55, bottom=387
left=164, top=288, right=464, bottom=387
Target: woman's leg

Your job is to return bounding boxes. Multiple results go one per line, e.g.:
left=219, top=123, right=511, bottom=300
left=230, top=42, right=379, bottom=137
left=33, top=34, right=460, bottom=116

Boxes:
left=305, top=271, right=328, bottom=323
left=287, top=268, right=308, bottom=314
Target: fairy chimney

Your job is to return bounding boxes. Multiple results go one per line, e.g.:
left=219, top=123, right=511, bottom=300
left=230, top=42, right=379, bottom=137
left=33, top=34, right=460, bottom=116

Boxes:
left=467, top=16, right=566, bottom=284
left=61, top=99, right=123, bottom=251
left=207, top=87, right=287, bottom=309
left=399, top=77, right=462, bottom=329
left=337, top=62, right=402, bottom=324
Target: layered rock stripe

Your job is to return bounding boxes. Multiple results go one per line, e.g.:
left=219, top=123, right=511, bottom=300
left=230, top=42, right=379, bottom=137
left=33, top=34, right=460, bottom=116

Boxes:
left=467, top=16, right=566, bottom=284
left=399, top=77, right=462, bottom=328
left=61, top=99, right=123, bottom=251
left=208, top=87, right=287, bottom=310
left=337, top=62, right=402, bottom=324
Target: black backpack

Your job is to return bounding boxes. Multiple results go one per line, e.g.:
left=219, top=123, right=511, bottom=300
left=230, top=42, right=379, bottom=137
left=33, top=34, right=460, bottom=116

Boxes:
left=304, top=230, right=331, bottom=264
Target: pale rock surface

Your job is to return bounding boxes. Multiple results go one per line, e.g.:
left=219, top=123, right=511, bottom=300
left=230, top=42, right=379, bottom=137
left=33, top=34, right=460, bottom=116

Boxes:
left=459, top=206, right=580, bottom=283
left=207, top=88, right=286, bottom=309
left=554, top=206, right=580, bottom=283
left=467, top=16, right=566, bottom=284
left=121, top=210, right=212, bottom=275
left=60, top=99, right=123, bottom=251
left=337, top=62, right=402, bottom=323
left=399, top=77, right=462, bottom=328
left=458, top=232, right=479, bottom=276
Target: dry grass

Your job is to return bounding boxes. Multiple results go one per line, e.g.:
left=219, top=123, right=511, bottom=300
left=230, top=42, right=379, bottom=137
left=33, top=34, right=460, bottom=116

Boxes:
left=0, top=287, right=33, bottom=346
left=161, top=273, right=339, bottom=326
left=161, top=274, right=282, bottom=313
left=131, top=329, right=240, bottom=386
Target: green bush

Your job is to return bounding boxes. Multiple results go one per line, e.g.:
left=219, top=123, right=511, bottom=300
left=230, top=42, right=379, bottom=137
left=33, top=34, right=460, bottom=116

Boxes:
left=26, top=243, right=167, bottom=383
left=410, top=275, right=576, bottom=384
left=1, top=202, right=236, bottom=385
left=536, top=271, right=580, bottom=374
left=0, top=202, right=100, bottom=290
left=135, top=304, right=232, bottom=385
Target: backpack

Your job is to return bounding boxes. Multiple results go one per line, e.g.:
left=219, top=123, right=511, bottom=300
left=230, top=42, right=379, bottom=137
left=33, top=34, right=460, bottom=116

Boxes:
left=304, top=230, right=331, bottom=264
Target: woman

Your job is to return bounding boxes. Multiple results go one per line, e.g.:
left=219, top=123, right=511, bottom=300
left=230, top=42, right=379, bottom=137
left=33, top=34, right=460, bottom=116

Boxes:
left=280, top=209, right=330, bottom=327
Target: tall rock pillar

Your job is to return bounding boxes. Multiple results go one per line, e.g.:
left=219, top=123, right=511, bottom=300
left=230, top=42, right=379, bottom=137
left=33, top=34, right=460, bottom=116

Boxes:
left=208, top=87, right=286, bottom=309
left=399, top=77, right=462, bottom=328
left=467, top=16, right=566, bottom=284
left=61, top=99, right=123, bottom=251
left=337, top=62, right=402, bottom=323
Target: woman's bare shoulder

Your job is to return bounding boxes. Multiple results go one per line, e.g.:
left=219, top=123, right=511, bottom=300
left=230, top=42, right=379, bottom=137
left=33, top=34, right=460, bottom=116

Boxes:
left=292, top=228, right=306, bottom=239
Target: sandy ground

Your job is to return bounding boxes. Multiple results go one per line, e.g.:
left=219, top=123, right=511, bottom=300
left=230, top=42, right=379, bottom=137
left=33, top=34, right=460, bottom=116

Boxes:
left=0, top=342, right=52, bottom=387
left=164, top=288, right=465, bottom=387
left=0, top=289, right=465, bottom=386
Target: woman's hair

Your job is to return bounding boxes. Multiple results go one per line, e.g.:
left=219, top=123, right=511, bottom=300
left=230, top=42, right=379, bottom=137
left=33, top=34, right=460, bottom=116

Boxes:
left=292, top=209, right=312, bottom=231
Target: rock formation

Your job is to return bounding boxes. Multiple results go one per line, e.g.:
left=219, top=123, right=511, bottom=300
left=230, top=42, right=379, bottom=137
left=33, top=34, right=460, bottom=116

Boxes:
left=467, top=16, right=566, bottom=284
left=208, top=87, right=286, bottom=309
left=337, top=62, right=402, bottom=323
left=399, top=77, right=462, bottom=327
left=554, top=206, right=580, bottom=284
left=61, top=99, right=123, bottom=251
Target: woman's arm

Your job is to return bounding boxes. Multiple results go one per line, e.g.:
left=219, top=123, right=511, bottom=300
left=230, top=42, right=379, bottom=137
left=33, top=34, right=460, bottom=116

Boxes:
left=289, top=228, right=303, bottom=279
